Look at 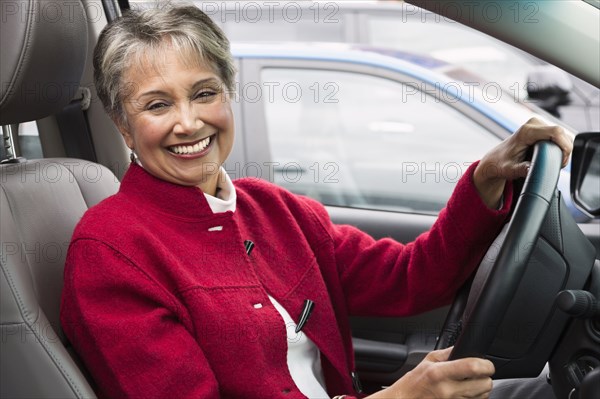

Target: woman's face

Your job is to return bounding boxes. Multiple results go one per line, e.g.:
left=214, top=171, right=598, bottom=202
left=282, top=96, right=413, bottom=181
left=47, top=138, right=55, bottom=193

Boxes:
left=119, top=46, right=234, bottom=195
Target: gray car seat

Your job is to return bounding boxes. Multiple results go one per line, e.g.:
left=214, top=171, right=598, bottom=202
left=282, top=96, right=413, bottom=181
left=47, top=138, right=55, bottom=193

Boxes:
left=0, top=1, right=118, bottom=397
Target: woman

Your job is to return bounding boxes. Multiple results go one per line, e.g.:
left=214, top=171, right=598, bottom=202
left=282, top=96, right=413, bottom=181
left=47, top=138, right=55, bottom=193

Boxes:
left=60, top=5, right=572, bottom=399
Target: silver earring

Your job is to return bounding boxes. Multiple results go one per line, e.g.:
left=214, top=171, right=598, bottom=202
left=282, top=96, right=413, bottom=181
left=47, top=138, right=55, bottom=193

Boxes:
left=130, top=150, right=136, bottom=163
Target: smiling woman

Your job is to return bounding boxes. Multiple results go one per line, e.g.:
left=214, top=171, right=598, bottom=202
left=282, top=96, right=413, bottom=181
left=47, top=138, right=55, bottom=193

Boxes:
left=58, top=4, right=572, bottom=399
left=92, top=6, right=236, bottom=194
left=118, top=52, right=234, bottom=194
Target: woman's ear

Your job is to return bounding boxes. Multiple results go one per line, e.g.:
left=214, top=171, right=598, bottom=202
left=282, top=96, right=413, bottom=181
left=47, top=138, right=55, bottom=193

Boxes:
left=115, top=119, right=134, bottom=150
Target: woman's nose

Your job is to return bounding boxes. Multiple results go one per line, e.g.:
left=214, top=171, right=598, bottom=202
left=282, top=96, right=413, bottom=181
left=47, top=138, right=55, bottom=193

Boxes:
left=173, top=105, right=204, bottom=135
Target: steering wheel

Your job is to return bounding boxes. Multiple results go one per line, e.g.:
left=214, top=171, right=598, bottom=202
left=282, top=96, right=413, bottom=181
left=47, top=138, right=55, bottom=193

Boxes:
left=435, top=140, right=564, bottom=360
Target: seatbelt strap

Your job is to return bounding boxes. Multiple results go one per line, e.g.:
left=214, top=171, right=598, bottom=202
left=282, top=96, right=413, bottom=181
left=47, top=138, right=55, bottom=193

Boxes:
left=117, top=0, right=130, bottom=11
left=55, top=88, right=97, bottom=162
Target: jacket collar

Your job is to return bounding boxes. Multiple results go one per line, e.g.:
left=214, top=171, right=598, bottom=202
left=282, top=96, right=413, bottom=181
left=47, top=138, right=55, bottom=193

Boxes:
left=119, top=163, right=230, bottom=220
left=205, top=167, right=237, bottom=213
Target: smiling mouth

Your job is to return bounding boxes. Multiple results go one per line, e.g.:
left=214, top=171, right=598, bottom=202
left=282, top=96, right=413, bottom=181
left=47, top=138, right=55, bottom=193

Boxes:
left=168, top=135, right=214, bottom=155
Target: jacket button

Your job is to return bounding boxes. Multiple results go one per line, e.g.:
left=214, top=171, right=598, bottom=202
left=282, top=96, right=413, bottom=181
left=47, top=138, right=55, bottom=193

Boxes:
left=281, top=388, right=291, bottom=394
left=351, top=371, right=363, bottom=393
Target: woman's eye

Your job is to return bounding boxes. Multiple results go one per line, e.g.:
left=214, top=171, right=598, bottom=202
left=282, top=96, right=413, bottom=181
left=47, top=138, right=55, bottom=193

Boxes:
left=147, top=102, right=169, bottom=111
left=195, top=90, right=217, bottom=101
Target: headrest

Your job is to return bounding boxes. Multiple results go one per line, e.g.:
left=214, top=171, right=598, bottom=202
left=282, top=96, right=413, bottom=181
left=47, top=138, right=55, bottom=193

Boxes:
left=0, top=0, right=88, bottom=124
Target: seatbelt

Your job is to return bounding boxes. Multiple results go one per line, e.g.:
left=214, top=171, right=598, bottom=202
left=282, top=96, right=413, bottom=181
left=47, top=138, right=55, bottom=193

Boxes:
left=55, top=87, right=98, bottom=162
left=102, top=0, right=129, bottom=23
left=56, top=0, right=131, bottom=162
left=117, top=0, right=130, bottom=11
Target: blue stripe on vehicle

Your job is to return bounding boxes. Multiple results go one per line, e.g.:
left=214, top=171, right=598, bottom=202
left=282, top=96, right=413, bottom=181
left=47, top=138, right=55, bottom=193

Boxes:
left=232, top=48, right=518, bottom=133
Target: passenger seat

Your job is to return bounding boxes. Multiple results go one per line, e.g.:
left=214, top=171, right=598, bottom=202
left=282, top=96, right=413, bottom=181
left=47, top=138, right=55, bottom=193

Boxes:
left=1, top=1, right=118, bottom=397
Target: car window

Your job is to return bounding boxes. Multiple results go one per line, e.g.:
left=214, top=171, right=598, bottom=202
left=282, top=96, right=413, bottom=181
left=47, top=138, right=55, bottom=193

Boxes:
left=366, top=14, right=535, bottom=101
left=261, top=68, right=501, bottom=213
left=19, top=121, right=43, bottom=159
left=0, top=121, right=42, bottom=161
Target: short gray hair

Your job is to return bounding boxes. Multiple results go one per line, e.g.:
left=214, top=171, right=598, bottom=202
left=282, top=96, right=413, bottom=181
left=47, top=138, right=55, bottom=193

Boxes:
left=93, top=3, right=236, bottom=126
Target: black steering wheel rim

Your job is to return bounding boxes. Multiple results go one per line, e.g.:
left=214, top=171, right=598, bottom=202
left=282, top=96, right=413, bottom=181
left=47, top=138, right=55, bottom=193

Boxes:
left=435, top=140, right=564, bottom=360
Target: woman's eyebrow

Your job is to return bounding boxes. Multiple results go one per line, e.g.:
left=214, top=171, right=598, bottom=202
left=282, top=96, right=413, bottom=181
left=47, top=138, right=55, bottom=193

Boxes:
left=191, top=77, right=221, bottom=90
left=137, top=78, right=222, bottom=100
left=137, top=89, right=168, bottom=100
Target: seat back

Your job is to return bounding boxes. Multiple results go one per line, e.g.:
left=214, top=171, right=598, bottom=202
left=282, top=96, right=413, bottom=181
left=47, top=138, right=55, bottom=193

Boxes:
left=1, top=160, right=119, bottom=398
left=0, top=1, right=119, bottom=397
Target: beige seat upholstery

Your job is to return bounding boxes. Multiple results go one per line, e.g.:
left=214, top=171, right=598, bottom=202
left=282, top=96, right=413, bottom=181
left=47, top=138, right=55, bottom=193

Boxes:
left=1, top=1, right=119, bottom=397
left=1, top=160, right=118, bottom=398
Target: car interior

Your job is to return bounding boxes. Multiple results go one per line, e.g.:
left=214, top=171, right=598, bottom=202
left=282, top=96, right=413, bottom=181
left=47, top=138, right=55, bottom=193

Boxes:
left=1, top=1, right=599, bottom=398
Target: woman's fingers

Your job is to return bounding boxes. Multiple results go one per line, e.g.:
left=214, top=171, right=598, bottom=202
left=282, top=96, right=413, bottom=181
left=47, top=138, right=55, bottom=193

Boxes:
left=433, top=358, right=495, bottom=398
left=436, top=357, right=495, bottom=381
left=424, top=346, right=453, bottom=362
left=515, top=118, right=574, bottom=167
left=474, top=117, right=574, bottom=208
left=443, top=376, right=494, bottom=398
left=376, top=351, right=496, bottom=399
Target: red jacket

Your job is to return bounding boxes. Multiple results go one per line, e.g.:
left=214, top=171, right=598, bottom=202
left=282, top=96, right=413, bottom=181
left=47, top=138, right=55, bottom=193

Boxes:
left=61, top=162, right=512, bottom=398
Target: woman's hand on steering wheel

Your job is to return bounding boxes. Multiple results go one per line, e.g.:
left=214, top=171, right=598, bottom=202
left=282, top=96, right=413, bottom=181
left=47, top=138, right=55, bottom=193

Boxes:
left=367, top=347, right=495, bottom=399
left=473, top=117, right=574, bottom=209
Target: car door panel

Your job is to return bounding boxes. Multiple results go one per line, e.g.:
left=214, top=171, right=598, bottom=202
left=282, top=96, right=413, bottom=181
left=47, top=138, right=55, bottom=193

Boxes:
left=329, top=205, right=446, bottom=386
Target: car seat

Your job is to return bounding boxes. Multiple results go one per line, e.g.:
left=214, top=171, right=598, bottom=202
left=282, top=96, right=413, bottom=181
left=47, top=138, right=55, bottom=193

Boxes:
left=0, top=1, right=119, bottom=397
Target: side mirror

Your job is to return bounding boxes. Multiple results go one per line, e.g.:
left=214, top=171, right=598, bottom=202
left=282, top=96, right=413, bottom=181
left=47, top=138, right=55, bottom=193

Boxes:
left=570, top=132, right=600, bottom=216
left=526, top=65, right=572, bottom=117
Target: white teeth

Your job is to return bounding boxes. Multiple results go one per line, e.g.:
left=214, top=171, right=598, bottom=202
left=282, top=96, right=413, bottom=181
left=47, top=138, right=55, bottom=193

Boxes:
left=170, top=136, right=211, bottom=155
